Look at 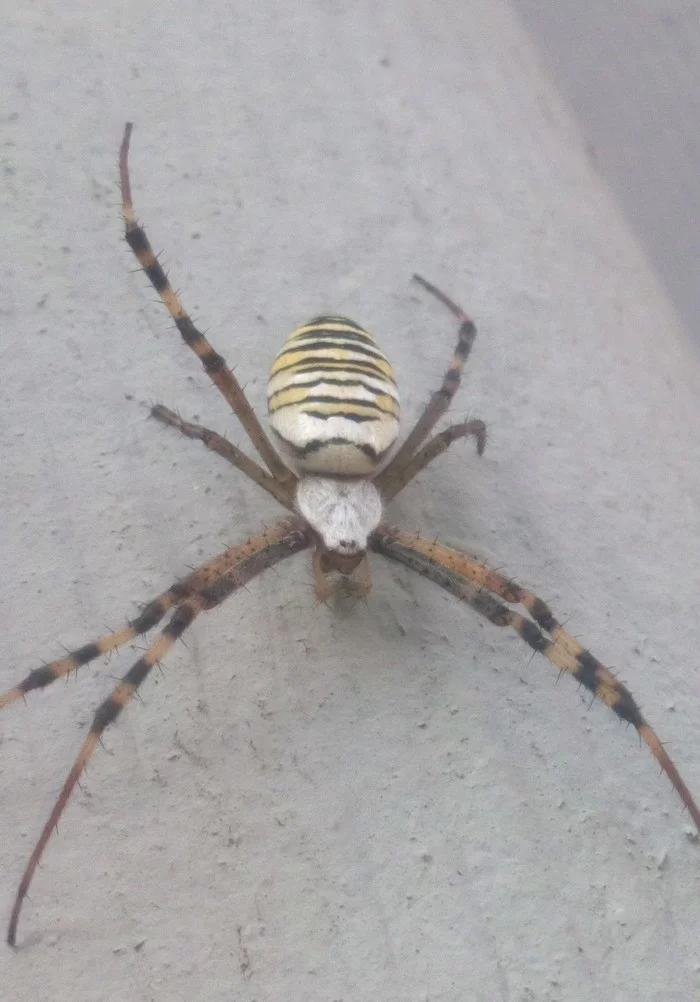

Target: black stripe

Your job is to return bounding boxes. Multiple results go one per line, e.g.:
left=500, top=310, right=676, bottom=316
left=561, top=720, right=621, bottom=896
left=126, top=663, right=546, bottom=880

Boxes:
left=296, top=436, right=379, bottom=459
left=517, top=619, right=551, bottom=654
left=125, top=227, right=150, bottom=255
left=273, top=393, right=393, bottom=414
left=131, top=582, right=191, bottom=634
left=145, top=262, right=169, bottom=293
left=163, top=603, right=198, bottom=640
left=612, top=687, right=644, bottom=727
left=73, top=642, right=102, bottom=666
left=91, top=694, right=125, bottom=733
left=20, top=639, right=104, bottom=694
left=272, top=358, right=395, bottom=382
left=574, top=651, right=600, bottom=694
left=290, top=329, right=378, bottom=348
left=275, top=339, right=387, bottom=363
left=200, top=349, right=226, bottom=374
left=20, top=665, right=60, bottom=694
left=529, top=598, right=558, bottom=634
left=269, top=375, right=392, bottom=401
left=306, top=316, right=368, bottom=332
left=456, top=320, right=477, bottom=353
left=176, top=317, right=202, bottom=347
left=125, top=657, right=152, bottom=688
left=299, top=409, right=380, bottom=423
left=131, top=599, right=169, bottom=635
left=467, top=588, right=517, bottom=628
left=174, top=320, right=226, bottom=374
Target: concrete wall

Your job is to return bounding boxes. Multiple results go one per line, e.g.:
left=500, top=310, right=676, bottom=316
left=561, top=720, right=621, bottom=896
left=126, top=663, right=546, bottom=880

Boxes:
left=2, top=3, right=699, bottom=999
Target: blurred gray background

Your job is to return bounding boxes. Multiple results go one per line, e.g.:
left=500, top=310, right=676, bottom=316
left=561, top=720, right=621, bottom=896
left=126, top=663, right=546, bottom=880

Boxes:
left=515, top=0, right=700, bottom=344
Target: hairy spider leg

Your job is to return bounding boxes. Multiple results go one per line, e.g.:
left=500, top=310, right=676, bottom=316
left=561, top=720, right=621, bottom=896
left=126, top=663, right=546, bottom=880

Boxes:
left=0, top=524, right=303, bottom=709
left=377, top=419, right=486, bottom=500
left=381, top=275, right=482, bottom=481
left=372, top=526, right=700, bottom=832
left=151, top=405, right=296, bottom=509
left=119, top=123, right=292, bottom=485
left=6, top=521, right=309, bottom=946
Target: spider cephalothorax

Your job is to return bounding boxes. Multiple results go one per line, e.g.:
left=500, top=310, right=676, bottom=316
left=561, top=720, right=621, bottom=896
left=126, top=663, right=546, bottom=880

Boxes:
left=2, top=122, right=699, bottom=948
left=295, top=477, right=383, bottom=559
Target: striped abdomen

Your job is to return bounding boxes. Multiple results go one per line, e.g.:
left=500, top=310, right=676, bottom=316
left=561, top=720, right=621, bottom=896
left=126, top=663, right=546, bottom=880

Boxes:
left=268, top=316, right=400, bottom=476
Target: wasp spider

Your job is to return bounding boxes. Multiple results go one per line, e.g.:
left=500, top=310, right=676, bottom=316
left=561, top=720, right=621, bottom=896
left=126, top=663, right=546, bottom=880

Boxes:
left=3, top=123, right=699, bottom=947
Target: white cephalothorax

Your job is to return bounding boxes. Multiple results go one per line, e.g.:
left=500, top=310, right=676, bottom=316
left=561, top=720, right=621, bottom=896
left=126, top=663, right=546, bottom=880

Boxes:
left=295, top=476, right=382, bottom=555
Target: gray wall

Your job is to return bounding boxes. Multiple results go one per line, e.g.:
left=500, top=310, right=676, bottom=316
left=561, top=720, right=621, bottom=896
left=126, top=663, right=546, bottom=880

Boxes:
left=515, top=0, right=700, bottom=345
left=2, top=2, right=700, bottom=999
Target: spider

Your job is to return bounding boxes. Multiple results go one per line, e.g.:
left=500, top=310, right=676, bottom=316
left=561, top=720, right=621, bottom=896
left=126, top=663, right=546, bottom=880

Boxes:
left=3, top=122, right=699, bottom=947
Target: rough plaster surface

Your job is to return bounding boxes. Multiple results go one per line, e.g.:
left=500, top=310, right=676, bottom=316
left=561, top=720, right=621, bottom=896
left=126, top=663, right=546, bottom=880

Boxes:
left=2, top=2, right=700, bottom=1000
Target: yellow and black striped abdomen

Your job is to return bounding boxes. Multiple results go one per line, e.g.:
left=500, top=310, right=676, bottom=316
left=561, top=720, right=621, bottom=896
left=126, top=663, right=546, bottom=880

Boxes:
left=267, top=316, right=400, bottom=475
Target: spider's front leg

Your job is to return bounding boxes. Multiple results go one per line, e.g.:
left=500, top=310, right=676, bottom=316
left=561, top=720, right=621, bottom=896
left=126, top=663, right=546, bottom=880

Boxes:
left=120, top=123, right=293, bottom=486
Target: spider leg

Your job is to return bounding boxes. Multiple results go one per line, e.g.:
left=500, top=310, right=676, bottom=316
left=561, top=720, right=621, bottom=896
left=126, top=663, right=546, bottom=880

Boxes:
left=371, top=525, right=700, bottom=832
left=380, top=275, right=481, bottom=482
left=119, top=123, right=292, bottom=485
left=0, top=521, right=305, bottom=709
left=377, top=419, right=486, bottom=500
left=7, top=594, right=205, bottom=948
left=0, top=583, right=186, bottom=710
left=7, top=518, right=309, bottom=946
left=151, top=404, right=296, bottom=509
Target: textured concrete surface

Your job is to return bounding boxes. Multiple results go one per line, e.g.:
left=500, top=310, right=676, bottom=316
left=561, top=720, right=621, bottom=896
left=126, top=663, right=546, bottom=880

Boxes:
left=2, top=2, right=700, bottom=1000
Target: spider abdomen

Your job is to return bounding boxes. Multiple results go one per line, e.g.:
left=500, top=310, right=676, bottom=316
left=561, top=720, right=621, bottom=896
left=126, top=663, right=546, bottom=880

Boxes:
left=267, top=316, right=400, bottom=475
